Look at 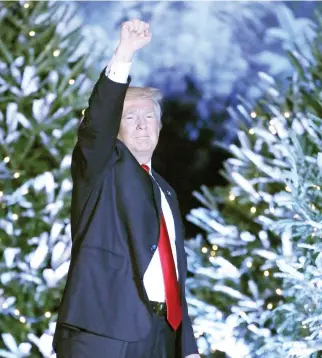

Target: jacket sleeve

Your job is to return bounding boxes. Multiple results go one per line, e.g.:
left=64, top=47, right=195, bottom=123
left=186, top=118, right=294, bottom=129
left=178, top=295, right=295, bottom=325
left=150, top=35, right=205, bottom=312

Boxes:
left=181, top=229, right=198, bottom=356
left=182, top=279, right=199, bottom=357
left=71, top=66, right=131, bottom=183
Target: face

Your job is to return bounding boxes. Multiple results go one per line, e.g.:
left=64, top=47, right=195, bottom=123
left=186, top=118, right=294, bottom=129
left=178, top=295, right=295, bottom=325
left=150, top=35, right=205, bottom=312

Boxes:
left=118, top=98, right=161, bottom=159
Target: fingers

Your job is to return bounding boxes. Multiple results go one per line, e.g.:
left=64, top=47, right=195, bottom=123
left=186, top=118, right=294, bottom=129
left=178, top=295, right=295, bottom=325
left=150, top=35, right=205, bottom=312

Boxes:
left=132, top=19, right=142, bottom=32
left=143, top=23, right=150, bottom=37
left=138, top=21, right=146, bottom=34
left=122, top=21, right=134, bottom=32
left=122, top=19, right=149, bottom=36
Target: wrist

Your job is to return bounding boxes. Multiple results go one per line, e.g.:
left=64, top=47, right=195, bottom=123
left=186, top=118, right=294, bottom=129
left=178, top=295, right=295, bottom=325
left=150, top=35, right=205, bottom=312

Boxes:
left=114, top=44, right=134, bottom=63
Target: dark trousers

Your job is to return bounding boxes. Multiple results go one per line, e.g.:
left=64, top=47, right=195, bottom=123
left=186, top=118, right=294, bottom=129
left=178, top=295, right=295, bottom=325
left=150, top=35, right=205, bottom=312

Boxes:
left=55, top=313, right=179, bottom=358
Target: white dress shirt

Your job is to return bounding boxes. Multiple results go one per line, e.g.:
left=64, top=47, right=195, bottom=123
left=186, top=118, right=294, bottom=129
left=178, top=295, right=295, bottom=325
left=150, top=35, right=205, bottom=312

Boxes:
left=105, top=57, right=179, bottom=302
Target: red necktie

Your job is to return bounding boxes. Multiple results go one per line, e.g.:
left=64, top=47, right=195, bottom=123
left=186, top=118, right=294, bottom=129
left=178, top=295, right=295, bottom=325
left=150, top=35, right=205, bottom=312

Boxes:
left=141, top=164, right=182, bottom=330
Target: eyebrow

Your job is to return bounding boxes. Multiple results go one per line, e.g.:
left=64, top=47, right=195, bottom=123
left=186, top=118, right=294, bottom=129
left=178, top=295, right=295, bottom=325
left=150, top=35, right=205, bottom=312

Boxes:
left=125, top=109, right=155, bottom=115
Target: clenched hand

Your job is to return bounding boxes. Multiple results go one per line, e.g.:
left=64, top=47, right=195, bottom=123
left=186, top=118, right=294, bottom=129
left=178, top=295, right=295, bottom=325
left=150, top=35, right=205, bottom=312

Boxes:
left=115, top=19, right=152, bottom=62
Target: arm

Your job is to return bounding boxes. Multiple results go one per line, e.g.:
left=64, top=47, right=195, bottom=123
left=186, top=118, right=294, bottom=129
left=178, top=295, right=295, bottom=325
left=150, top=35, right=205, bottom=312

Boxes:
left=73, top=64, right=130, bottom=182
left=105, top=52, right=132, bottom=84
left=72, top=19, right=151, bottom=183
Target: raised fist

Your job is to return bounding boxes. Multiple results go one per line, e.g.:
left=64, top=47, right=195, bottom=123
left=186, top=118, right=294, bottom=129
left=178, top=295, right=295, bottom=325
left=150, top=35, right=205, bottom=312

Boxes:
left=120, top=19, right=152, bottom=53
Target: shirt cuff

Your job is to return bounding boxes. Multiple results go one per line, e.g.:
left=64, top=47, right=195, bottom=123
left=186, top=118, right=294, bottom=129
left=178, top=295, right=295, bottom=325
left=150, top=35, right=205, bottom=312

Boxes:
left=105, top=54, right=132, bottom=84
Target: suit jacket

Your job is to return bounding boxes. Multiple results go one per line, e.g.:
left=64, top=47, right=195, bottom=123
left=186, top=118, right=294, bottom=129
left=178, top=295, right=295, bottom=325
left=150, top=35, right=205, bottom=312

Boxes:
left=52, top=67, right=198, bottom=357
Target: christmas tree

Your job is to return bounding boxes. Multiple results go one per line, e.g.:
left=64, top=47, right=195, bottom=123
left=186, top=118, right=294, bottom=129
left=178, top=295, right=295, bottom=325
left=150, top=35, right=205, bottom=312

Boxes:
left=0, top=1, right=97, bottom=356
left=186, top=8, right=322, bottom=358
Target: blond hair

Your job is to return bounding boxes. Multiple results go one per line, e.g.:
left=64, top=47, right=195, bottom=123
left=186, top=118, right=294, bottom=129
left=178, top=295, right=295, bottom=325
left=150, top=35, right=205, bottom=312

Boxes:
left=124, top=86, right=163, bottom=122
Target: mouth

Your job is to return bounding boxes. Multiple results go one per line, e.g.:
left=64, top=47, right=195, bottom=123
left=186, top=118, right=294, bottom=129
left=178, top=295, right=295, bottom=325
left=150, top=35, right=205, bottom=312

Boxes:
left=136, top=136, right=149, bottom=139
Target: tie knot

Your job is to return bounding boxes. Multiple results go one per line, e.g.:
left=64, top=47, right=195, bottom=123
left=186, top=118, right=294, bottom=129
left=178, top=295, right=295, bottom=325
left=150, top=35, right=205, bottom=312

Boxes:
left=141, top=164, right=150, bottom=173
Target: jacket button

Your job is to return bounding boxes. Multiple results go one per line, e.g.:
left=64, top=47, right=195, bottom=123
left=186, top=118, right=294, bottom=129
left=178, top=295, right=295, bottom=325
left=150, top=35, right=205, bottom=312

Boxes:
left=149, top=244, right=157, bottom=252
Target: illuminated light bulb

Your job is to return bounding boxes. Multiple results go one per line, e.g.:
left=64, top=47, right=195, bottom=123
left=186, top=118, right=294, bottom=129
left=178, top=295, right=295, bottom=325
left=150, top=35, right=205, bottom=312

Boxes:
left=229, top=194, right=236, bottom=201
left=250, top=207, right=256, bottom=214
left=20, top=316, right=26, bottom=323
left=201, top=247, right=208, bottom=253
left=276, top=288, right=282, bottom=295
left=12, top=214, right=19, bottom=221
left=311, top=204, right=316, bottom=210
left=14, top=309, right=20, bottom=315
left=212, top=245, right=218, bottom=250
left=4, top=156, right=10, bottom=163
left=0, top=191, right=3, bottom=197
left=264, top=270, right=269, bottom=277
left=69, top=79, right=75, bottom=85
left=246, top=261, right=252, bottom=268
left=210, top=251, right=216, bottom=257
left=317, top=186, right=321, bottom=190
left=24, top=3, right=30, bottom=8
left=82, top=109, right=86, bottom=115
left=302, top=324, right=307, bottom=329
left=284, top=112, right=290, bottom=118
left=285, top=186, right=292, bottom=192
left=44, top=311, right=51, bottom=318
left=53, top=49, right=61, bottom=57
left=267, top=303, right=273, bottom=310
left=14, top=172, right=20, bottom=178
left=249, top=128, right=255, bottom=135
left=250, top=112, right=257, bottom=118
left=29, top=31, right=35, bottom=37
left=2, top=302, right=8, bottom=309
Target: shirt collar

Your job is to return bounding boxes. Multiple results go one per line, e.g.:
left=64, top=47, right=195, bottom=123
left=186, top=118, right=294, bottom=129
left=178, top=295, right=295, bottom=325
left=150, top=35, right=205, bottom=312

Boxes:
left=147, top=160, right=152, bottom=174
left=142, top=160, right=152, bottom=174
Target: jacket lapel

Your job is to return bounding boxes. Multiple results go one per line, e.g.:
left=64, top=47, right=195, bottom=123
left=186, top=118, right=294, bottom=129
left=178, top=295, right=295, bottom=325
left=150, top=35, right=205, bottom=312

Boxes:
left=149, top=177, right=163, bottom=220
left=151, top=171, right=186, bottom=293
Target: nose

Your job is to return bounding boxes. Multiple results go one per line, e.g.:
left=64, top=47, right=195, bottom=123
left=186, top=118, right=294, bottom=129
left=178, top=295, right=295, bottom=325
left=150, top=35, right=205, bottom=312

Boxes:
left=137, top=116, right=147, bottom=129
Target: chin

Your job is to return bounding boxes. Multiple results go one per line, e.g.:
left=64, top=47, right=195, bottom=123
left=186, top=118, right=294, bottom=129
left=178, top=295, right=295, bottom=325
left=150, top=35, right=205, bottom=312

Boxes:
left=135, top=145, right=152, bottom=152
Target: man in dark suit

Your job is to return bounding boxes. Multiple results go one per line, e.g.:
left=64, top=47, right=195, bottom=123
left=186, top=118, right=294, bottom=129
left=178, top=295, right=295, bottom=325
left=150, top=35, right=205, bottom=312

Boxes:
left=52, top=19, right=200, bottom=358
